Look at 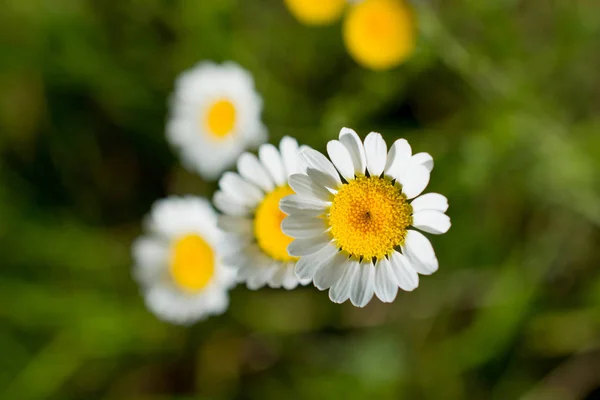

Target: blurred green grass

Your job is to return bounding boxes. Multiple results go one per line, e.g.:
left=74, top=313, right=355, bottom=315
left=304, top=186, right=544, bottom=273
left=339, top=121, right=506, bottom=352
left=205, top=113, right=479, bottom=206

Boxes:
left=1, top=0, right=600, bottom=399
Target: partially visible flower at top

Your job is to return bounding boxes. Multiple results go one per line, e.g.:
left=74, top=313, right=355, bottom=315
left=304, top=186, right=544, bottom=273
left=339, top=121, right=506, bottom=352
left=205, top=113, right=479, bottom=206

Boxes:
left=132, top=196, right=236, bottom=325
left=284, top=0, right=348, bottom=25
left=343, top=0, right=416, bottom=70
left=281, top=128, right=450, bottom=307
left=214, top=137, right=310, bottom=290
left=166, top=61, right=267, bottom=180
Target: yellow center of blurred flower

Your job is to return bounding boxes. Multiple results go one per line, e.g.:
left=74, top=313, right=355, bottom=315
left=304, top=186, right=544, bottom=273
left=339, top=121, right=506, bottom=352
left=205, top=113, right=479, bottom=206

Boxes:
left=343, top=0, right=416, bottom=70
left=205, top=99, right=236, bottom=139
left=328, top=175, right=412, bottom=260
left=254, top=185, right=298, bottom=262
left=284, top=0, right=347, bottom=25
left=170, top=234, right=215, bottom=292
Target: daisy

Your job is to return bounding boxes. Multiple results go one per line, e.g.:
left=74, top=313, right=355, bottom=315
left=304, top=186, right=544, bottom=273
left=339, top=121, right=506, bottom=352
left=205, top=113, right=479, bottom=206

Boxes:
left=214, top=137, right=310, bottom=290
left=166, top=61, right=267, bottom=180
left=132, top=196, right=236, bottom=325
left=281, top=128, right=450, bottom=307
left=284, top=0, right=347, bottom=25
left=343, top=0, right=416, bottom=70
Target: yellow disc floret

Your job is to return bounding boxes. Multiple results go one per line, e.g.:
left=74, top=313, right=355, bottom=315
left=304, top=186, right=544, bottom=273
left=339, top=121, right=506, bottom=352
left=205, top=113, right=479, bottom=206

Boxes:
left=329, top=175, right=412, bottom=260
left=170, top=234, right=215, bottom=292
left=204, top=99, right=236, bottom=139
left=343, top=0, right=416, bottom=70
left=284, top=0, right=346, bottom=25
left=254, top=185, right=298, bottom=262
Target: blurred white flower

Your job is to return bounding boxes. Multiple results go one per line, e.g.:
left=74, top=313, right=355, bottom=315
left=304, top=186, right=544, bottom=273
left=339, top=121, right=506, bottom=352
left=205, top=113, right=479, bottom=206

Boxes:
left=132, top=196, right=236, bottom=325
left=166, top=61, right=267, bottom=180
left=282, top=128, right=450, bottom=307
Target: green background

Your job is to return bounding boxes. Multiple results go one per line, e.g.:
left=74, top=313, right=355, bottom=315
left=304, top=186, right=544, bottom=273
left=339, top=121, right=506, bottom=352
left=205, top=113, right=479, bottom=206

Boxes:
left=1, top=0, right=600, bottom=399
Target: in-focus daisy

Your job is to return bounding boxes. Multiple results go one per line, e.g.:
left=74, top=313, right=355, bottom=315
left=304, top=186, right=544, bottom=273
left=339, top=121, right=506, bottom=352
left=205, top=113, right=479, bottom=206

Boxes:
left=284, top=0, right=347, bottom=25
left=282, top=128, right=450, bottom=307
left=132, top=197, right=236, bottom=325
left=166, top=61, right=267, bottom=180
left=214, top=137, right=310, bottom=290
left=343, top=0, right=416, bottom=70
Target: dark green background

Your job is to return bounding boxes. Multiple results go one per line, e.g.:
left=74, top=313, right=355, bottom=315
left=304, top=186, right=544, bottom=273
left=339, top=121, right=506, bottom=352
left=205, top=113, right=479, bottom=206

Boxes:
left=1, top=0, right=600, bottom=399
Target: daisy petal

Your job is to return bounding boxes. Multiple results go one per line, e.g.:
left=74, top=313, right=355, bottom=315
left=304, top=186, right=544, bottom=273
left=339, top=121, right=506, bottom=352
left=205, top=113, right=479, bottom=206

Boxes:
left=329, top=258, right=359, bottom=304
left=281, top=216, right=328, bottom=239
left=402, top=230, right=438, bottom=275
left=289, top=174, right=332, bottom=201
left=269, top=266, right=287, bottom=288
left=282, top=264, right=300, bottom=290
left=385, top=138, right=412, bottom=179
left=374, top=257, right=399, bottom=303
left=412, top=152, right=434, bottom=172
left=214, top=190, right=250, bottom=216
left=411, top=193, right=449, bottom=213
left=412, top=210, right=451, bottom=235
left=364, top=132, right=387, bottom=177
left=389, top=251, right=419, bottom=291
left=219, top=172, right=264, bottom=206
left=217, top=215, right=252, bottom=235
left=295, top=243, right=338, bottom=280
left=259, top=143, right=287, bottom=186
left=314, top=252, right=347, bottom=290
left=399, top=164, right=430, bottom=199
left=280, top=195, right=329, bottom=216
left=300, top=148, right=342, bottom=189
left=339, top=127, right=366, bottom=175
left=279, top=136, right=302, bottom=176
left=350, top=260, right=375, bottom=307
left=327, top=140, right=355, bottom=181
left=287, top=232, right=333, bottom=257
left=237, top=153, right=274, bottom=192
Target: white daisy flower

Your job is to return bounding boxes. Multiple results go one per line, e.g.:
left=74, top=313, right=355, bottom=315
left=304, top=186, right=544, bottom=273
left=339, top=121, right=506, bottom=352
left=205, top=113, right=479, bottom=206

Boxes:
left=214, top=137, right=311, bottom=290
left=281, top=128, right=450, bottom=307
left=166, top=61, right=267, bottom=180
left=132, top=196, right=236, bottom=325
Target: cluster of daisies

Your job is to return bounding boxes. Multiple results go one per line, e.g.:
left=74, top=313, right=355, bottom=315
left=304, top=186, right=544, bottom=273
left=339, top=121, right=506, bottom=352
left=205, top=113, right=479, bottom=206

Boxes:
left=284, top=0, right=416, bottom=70
left=132, top=60, right=448, bottom=327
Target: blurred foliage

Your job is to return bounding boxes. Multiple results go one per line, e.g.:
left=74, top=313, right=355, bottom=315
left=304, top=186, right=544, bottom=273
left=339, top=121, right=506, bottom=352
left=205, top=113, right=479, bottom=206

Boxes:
left=1, top=0, right=600, bottom=399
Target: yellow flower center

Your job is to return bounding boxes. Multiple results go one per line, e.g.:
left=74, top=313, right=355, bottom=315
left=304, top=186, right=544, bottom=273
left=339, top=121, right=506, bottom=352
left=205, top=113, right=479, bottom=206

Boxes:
left=254, top=185, right=298, bottom=262
left=169, top=234, right=215, bottom=292
left=328, top=175, right=412, bottom=260
left=343, top=0, right=416, bottom=70
left=204, top=99, right=236, bottom=139
left=284, top=0, right=346, bottom=25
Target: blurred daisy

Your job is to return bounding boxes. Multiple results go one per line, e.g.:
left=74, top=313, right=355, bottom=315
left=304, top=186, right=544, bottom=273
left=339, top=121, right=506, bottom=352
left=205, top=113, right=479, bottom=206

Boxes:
left=166, top=61, right=267, bottom=180
left=132, top=196, right=236, bottom=325
left=214, top=137, right=310, bottom=290
left=343, top=0, right=416, bottom=70
left=284, top=0, right=347, bottom=25
left=282, top=128, right=450, bottom=307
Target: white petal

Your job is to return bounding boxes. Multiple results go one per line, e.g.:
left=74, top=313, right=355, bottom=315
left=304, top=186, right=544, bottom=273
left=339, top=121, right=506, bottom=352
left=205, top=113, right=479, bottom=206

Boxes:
left=412, top=152, right=434, bottom=172
left=412, top=210, right=451, bottom=235
left=411, top=193, right=449, bottom=213
left=219, top=172, right=263, bottom=206
left=402, top=230, right=438, bottom=275
left=131, top=237, right=168, bottom=284
left=259, top=143, right=286, bottom=186
left=373, top=257, right=399, bottom=303
left=279, top=136, right=302, bottom=176
left=287, top=232, right=333, bottom=257
left=237, top=153, right=274, bottom=192
left=328, top=258, right=359, bottom=304
left=288, top=174, right=332, bottom=202
left=399, top=164, right=430, bottom=199
left=269, top=266, right=286, bottom=288
left=389, top=251, right=419, bottom=291
left=281, top=216, right=328, bottom=239
left=364, top=132, right=387, bottom=177
left=217, top=215, right=253, bottom=235
left=339, top=127, right=366, bottom=175
left=281, top=264, right=300, bottom=290
left=327, top=140, right=355, bottom=181
left=313, top=252, right=347, bottom=290
left=300, top=148, right=342, bottom=189
left=247, top=263, right=278, bottom=290
left=280, top=195, right=329, bottom=216
left=213, top=190, right=250, bottom=216
left=306, top=168, right=340, bottom=194
left=385, top=138, right=412, bottom=179
left=350, top=260, right=375, bottom=307
left=294, top=243, right=338, bottom=280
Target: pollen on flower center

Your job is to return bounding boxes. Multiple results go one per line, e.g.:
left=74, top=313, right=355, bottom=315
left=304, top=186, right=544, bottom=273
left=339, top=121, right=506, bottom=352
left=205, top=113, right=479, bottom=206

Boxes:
left=204, top=99, right=236, bottom=138
left=170, top=234, right=215, bottom=292
left=254, top=185, right=298, bottom=262
left=328, top=175, right=412, bottom=260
